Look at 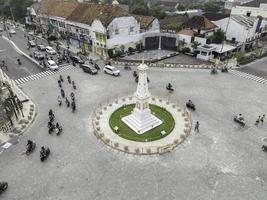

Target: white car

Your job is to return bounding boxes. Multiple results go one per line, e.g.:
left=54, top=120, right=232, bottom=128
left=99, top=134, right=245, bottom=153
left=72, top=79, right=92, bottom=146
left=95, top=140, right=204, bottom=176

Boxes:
left=103, top=65, right=120, bottom=76
left=47, top=60, right=58, bottom=71
left=9, top=29, right=16, bottom=34
left=45, top=46, right=56, bottom=55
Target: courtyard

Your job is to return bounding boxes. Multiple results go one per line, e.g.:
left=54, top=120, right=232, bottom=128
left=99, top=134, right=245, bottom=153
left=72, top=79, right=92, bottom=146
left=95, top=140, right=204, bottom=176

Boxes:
left=0, top=66, right=267, bottom=200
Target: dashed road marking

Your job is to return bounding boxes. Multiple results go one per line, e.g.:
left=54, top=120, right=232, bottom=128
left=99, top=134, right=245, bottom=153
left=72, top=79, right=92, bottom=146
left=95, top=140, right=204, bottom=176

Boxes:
left=230, top=70, right=267, bottom=85
left=14, top=65, right=75, bottom=85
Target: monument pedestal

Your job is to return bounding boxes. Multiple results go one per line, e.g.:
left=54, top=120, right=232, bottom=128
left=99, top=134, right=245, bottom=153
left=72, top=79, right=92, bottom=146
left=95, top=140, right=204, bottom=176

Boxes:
left=122, top=107, right=162, bottom=134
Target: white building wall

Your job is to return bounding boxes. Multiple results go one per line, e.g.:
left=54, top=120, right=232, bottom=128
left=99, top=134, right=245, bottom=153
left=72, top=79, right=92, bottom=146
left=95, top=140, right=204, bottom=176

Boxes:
left=178, top=34, right=191, bottom=44
left=106, top=34, right=142, bottom=49
left=107, top=16, right=139, bottom=38
left=195, top=37, right=207, bottom=45
left=214, top=17, right=254, bottom=43
left=149, top=19, right=160, bottom=32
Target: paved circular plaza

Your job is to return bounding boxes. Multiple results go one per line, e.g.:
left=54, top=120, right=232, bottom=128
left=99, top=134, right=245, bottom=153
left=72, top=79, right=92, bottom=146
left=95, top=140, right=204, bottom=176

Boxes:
left=1, top=66, right=267, bottom=200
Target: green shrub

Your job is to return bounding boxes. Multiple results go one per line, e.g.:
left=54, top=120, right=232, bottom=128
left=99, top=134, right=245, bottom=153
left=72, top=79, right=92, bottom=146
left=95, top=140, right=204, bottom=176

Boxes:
left=181, top=47, right=190, bottom=53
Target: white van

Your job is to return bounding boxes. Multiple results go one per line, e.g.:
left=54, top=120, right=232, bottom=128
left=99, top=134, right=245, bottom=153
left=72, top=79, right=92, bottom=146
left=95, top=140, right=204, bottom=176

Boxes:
left=103, top=65, right=120, bottom=76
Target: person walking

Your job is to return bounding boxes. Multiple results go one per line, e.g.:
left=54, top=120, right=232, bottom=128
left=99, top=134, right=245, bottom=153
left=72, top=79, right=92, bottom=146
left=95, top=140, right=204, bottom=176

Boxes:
left=255, top=115, right=261, bottom=125
left=194, top=121, right=200, bottom=133
left=58, top=80, right=62, bottom=88
left=65, top=97, right=70, bottom=107
left=261, top=114, right=265, bottom=125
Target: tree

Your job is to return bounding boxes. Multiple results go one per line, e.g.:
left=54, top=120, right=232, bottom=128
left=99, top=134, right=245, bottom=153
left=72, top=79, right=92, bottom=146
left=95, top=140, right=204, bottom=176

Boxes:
left=148, top=5, right=166, bottom=19
left=212, top=29, right=224, bottom=44
left=0, top=0, right=34, bottom=22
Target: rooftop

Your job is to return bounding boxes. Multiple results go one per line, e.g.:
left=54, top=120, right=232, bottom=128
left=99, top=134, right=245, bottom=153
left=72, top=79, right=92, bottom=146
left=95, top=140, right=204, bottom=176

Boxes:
left=203, top=12, right=230, bottom=21
left=134, top=15, right=156, bottom=29
left=231, top=15, right=258, bottom=28
left=184, top=16, right=217, bottom=30
left=241, top=0, right=267, bottom=7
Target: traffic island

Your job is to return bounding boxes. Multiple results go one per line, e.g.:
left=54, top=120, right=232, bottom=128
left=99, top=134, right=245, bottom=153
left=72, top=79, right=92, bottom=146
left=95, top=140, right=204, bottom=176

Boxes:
left=92, top=96, right=192, bottom=155
left=109, top=104, right=175, bottom=142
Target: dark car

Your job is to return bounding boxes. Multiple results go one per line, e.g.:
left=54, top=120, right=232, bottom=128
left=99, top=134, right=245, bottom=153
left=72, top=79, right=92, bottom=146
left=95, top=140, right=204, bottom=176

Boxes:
left=37, top=44, right=46, bottom=51
left=81, top=64, right=98, bottom=75
left=70, top=55, right=85, bottom=64
left=32, top=51, right=45, bottom=60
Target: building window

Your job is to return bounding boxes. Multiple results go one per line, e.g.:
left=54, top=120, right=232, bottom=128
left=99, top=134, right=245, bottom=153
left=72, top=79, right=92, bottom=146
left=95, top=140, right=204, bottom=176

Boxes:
left=130, top=26, right=134, bottom=33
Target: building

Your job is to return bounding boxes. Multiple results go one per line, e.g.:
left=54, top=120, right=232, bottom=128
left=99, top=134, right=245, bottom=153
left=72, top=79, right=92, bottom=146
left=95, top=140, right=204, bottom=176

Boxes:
left=214, top=15, right=266, bottom=50
left=231, top=0, right=267, bottom=18
left=183, top=16, right=218, bottom=38
left=29, top=0, right=160, bottom=58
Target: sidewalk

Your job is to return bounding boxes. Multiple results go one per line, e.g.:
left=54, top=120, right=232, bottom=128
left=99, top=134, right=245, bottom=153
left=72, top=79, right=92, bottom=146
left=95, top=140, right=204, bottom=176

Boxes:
left=57, top=40, right=102, bottom=62
left=0, top=80, right=37, bottom=148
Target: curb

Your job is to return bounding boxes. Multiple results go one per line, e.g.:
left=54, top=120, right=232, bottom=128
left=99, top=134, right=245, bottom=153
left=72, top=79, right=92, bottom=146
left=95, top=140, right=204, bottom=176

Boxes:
left=112, top=60, right=215, bottom=69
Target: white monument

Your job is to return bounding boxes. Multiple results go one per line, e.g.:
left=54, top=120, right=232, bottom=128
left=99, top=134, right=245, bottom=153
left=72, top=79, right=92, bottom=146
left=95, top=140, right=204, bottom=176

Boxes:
left=122, top=61, right=162, bottom=134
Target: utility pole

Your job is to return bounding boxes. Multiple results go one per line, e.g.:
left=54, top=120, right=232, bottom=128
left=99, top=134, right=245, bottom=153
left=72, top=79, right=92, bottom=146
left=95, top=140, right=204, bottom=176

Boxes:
left=9, top=5, right=15, bottom=24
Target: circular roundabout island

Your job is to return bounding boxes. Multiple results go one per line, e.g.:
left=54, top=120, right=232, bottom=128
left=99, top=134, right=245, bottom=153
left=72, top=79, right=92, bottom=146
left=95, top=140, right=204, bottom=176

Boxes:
left=92, top=62, right=192, bottom=155
left=109, top=104, right=175, bottom=142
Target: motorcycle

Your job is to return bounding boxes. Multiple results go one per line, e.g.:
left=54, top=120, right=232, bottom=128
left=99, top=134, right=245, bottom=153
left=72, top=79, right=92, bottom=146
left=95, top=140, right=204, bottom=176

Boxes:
left=94, top=63, right=100, bottom=70
left=233, top=115, right=245, bottom=126
left=40, top=147, right=50, bottom=162
left=262, top=145, right=267, bottom=152
left=210, top=68, right=218, bottom=75
left=17, top=59, right=22, bottom=65
left=186, top=101, right=196, bottom=111
left=67, top=76, right=71, bottom=84
left=55, top=125, right=63, bottom=136
left=221, top=67, right=228, bottom=73
left=0, top=182, right=8, bottom=194
left=26, top=142, right=36, bottom=155
left=124, top=64, right=131, bottom=70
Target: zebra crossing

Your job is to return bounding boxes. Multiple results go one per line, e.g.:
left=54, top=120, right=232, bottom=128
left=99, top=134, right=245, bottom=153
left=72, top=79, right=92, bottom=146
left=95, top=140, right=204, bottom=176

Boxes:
left=230, top=70, right=267, bottom=85
left=14, top=65, right=75, bottom=85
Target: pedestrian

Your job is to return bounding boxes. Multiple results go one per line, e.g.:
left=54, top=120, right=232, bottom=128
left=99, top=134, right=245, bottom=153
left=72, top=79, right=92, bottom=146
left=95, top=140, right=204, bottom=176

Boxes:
left=255, top=115, right=261, bottom=125
left=60, top=88, right=65, bottom=98
left=72, top=81, right=76, bottom=90
left=194, top=121, right=200, bottom=133
left=57, top=96, right=62, bottom=106
left=261, top=114, right=265, bottom=125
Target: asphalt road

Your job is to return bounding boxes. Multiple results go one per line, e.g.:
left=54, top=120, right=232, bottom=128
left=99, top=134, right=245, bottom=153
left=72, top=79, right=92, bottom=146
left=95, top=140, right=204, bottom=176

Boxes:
left=0, top=66, right=267, bottom=200
left=238, top=56, right=267, bottom=79
left=0, top=36, right=44, bottom=80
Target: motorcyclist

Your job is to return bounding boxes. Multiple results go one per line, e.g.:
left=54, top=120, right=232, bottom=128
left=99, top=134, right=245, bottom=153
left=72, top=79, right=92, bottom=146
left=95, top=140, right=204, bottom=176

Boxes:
left=187, top=99, right=193, bottom=105
left=40, top=146, right=46, bottom=157
left=167, top=83, right=173, bottom=90
left=26, top=140, right=34, bottom=152
left=49, top=109, right=53, bottom=117
left=17, top=58, right=21, bottom=65
left=237, top=114, right=244, bottom=121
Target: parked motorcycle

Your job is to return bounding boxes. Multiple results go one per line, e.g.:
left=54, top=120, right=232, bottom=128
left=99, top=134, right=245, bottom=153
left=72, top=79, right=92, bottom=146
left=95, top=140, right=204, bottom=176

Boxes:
left=233, top=115, right=245, bottom=126
left=0, top=182, right=8, bottom=194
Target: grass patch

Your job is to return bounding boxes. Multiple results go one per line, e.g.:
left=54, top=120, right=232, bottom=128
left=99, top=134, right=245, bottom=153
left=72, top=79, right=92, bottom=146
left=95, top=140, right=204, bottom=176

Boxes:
left=109, top=104, right=175, bottom=142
